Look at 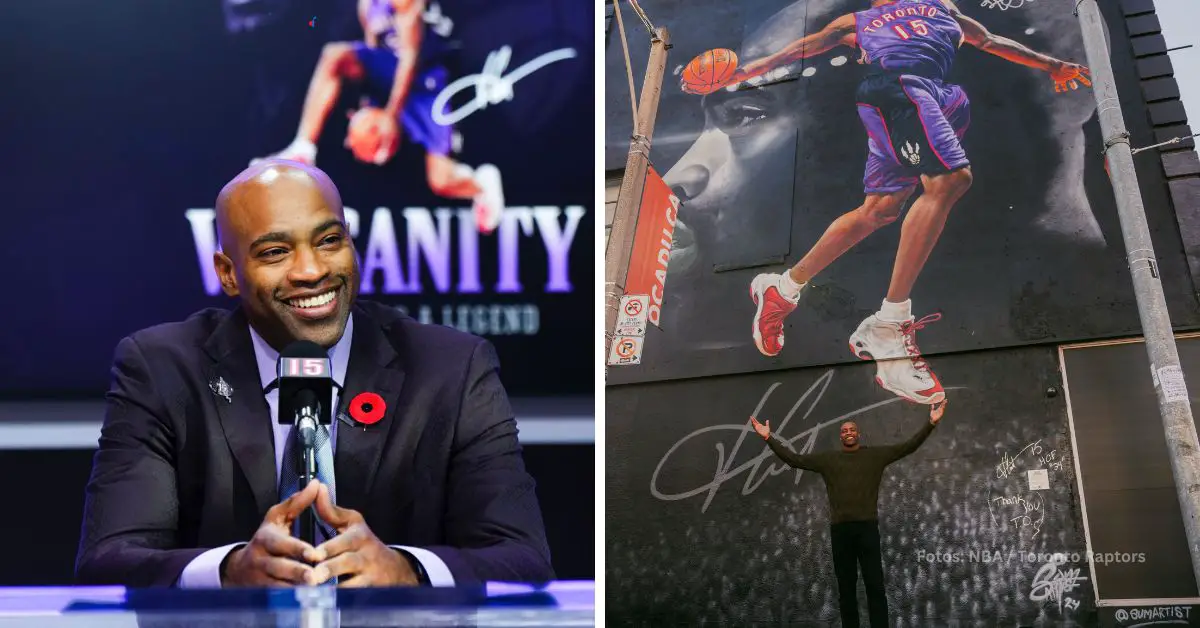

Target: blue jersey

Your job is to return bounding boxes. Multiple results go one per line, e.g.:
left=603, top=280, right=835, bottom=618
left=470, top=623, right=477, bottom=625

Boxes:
left=362, top=0, right=454, bottom=66
left=854, top=0, right=963, bottom=80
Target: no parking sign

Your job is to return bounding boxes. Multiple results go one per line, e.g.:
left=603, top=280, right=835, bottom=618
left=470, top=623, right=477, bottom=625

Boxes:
left=607, top=335, right=643, bottom=366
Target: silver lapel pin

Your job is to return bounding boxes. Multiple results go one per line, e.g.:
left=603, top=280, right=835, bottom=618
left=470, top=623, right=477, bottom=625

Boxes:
left=209, top=376, right=234, bottom=404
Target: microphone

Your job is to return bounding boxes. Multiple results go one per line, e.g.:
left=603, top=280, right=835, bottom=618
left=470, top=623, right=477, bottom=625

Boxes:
left=277, top=340, right=334, bottom=548
left=294, top=388, right=320, bottom=448
left=277, top=341, right=334, bottom=429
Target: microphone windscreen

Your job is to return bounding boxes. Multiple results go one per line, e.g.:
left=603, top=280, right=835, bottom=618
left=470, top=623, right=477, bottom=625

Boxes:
left=295, top=387, right=319, bottom=408
left=280, top=340, right=326, bottom=359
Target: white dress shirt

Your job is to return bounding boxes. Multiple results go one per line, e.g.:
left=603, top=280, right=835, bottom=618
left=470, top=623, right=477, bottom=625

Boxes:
left=177, top=316, right=454, bottom=587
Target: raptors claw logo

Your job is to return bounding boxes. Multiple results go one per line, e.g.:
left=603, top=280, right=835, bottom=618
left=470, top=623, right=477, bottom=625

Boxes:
left=901, top=141, right=921, bottom=165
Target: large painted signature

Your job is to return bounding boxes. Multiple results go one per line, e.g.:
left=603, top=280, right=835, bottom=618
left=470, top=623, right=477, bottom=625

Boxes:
left=431, top=46, right=577, bottom=126
left=650, top=370, right=923, bottom=513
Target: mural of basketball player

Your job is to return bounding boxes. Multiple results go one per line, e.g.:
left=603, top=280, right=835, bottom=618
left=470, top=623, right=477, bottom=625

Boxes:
left=252, top=0, right=506, bottom=233
left=684, top=0, right=1090, bottom=405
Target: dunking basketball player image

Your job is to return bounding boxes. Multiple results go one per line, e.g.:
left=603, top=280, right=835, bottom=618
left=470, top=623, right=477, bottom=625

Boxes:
left=685, top=0, right=1091, bottom=405
left=253, top=0, right=505, bottom=232
left=750, top=404, right=944, bottom=627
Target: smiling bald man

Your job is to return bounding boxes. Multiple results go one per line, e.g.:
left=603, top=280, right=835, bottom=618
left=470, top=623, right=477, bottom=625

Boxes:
left=75, top=160, right=553, bottom=588
left=212, top=161, right=359, bottom=352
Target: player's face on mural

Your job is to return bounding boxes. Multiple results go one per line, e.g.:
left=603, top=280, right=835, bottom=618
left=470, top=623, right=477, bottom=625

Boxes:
left=840, top=421, right=859, bottom=446
left=662, top=0, right=830, bottom=276
left=665, top=84, right=800, bottom=275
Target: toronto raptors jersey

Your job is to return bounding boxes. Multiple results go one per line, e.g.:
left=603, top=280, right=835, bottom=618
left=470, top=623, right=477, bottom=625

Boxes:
left=854, top=0, right=964, bottom=80
left=361, top=0, right=452, bottom=64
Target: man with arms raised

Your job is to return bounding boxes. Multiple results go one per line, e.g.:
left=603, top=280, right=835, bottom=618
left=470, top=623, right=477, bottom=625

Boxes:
left=75, top=159, right=552, bottom=587
left=751, top=404, right=943, bottom=627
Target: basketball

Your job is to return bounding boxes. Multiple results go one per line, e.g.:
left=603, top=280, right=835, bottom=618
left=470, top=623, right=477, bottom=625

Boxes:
left=682, top=48, right=739, bottom=95
left=345, top=107, right=396, bottom=163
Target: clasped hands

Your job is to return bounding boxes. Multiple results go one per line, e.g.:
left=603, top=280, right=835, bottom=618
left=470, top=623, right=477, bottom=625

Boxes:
left=221, top=480, right=419, bottom=587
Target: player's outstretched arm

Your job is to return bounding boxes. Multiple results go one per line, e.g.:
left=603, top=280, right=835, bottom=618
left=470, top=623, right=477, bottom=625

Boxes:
left=944, top=0, right=1091, bottom=91
left=384, top=0, right=423, bottom=118
left=729, top=14, right=857, bottom=87
left=358, top=0, right=379, bottom=48
left=880, top=401, right=945, bottom=465
left=881, top=418, right=938, bottom=464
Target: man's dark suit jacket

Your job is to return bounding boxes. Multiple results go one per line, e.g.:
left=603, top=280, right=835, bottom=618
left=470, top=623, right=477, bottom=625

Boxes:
left=74, top=300, right=554, bottom=587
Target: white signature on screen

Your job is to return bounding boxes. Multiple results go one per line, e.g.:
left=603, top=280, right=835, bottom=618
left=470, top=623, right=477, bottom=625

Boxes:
left=431, top=46, right=578, bottom=126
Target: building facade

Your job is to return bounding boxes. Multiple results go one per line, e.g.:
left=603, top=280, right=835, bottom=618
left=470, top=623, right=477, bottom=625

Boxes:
left=605, top=0, right=1200, bottom=624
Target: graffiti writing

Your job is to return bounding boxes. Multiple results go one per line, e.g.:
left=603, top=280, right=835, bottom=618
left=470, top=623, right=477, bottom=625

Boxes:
left=1039, top=449, right=1064, bottom=472
left=1029, top=553, right=1087, bottom=613
left=1113, top=605, right=1192, bottom=625
left=989, top=489, right=1045, bottom=537
left=991, top=494, right=1041, bottom=513
left=996, top=440, right=1044, bottom=479
left=996, top=452, right=1018, bottom=480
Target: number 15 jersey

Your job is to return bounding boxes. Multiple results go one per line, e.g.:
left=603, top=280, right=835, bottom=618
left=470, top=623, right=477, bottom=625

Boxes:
left=854, top=0, right=964, bottom=80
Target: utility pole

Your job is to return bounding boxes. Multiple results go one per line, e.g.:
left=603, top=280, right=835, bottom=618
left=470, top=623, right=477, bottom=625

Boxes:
left=604, top=25, right=670, bottom=369
left=1075, top=0, right=1200, bottom=585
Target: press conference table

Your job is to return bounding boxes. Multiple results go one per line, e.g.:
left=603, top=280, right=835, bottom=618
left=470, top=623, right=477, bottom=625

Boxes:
left=0, top=581, right=594, bottom=626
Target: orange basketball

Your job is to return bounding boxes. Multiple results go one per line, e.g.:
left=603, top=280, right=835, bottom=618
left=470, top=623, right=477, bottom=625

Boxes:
left=346, top=107, right=396, bottom=163
left=682, top=48, right=739, bottom=95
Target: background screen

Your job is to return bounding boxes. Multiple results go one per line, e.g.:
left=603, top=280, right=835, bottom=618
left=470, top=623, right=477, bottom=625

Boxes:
left=0, top=0, right=594, bottom=398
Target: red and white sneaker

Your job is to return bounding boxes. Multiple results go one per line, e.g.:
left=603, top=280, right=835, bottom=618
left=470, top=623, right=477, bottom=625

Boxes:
left=749, top=273, right=800, bottom=357
left=849, top=312, right=945, bottom=404
left=472, top=164, right=505, bottom=234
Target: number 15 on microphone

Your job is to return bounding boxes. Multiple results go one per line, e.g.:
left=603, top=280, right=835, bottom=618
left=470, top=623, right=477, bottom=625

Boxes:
left=278, top=357, right=331, bottom=378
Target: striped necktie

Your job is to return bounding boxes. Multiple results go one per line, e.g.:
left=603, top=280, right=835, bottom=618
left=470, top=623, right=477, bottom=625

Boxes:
left=279, top=423, right=338, bottom=543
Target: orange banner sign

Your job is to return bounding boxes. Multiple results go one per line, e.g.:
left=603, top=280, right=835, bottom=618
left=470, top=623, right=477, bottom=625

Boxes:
left=625, top=166, right=680, bottom=327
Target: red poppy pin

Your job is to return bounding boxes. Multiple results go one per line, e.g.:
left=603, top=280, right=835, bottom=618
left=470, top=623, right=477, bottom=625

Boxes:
left=348, top=392, right=386, bottom=425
